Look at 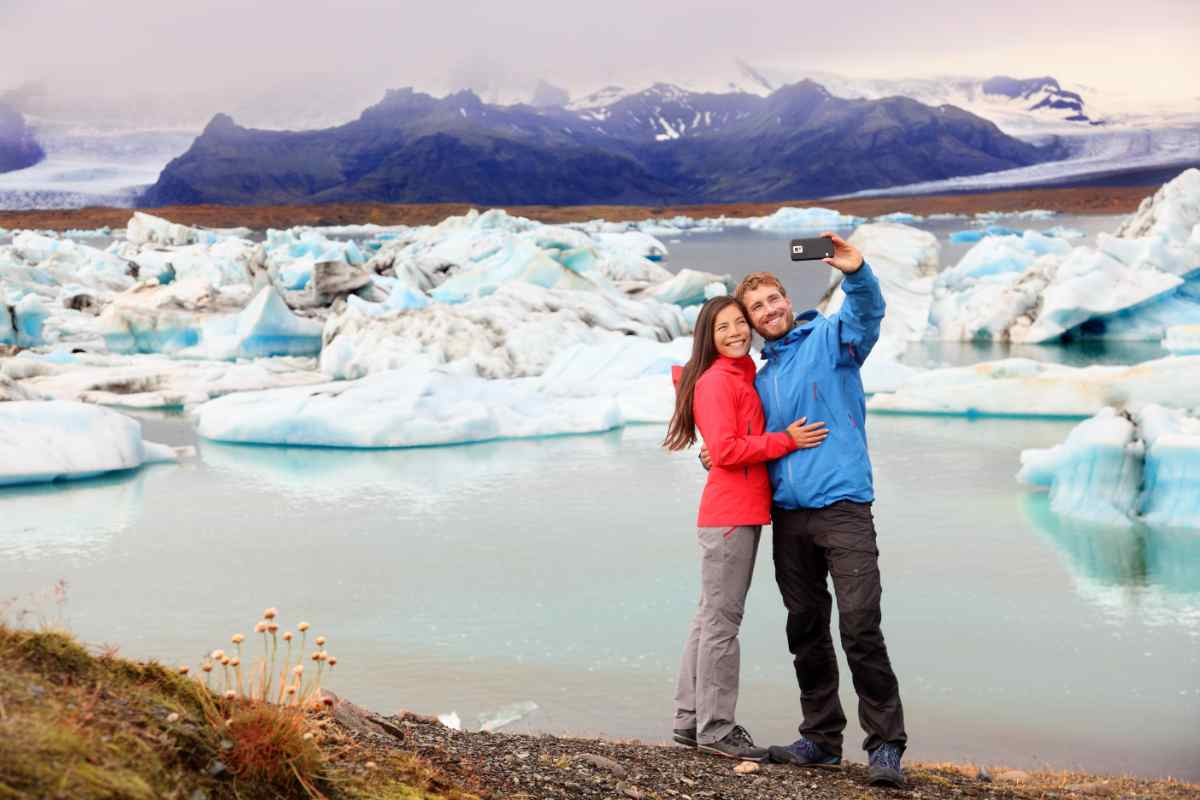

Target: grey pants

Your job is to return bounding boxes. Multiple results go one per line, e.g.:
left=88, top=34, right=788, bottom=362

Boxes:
left=673, top=525, right=761, bottom=744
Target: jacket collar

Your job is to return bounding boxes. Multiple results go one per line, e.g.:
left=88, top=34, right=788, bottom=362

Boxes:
left=711, top=354, right=758, bottom=382
left=761, top=310, right=818, bottom=360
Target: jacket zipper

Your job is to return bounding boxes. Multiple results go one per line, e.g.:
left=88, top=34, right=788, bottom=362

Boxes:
left=745, top=422, right=750, bottom=479
left=773, top=367, right=793, bottom=487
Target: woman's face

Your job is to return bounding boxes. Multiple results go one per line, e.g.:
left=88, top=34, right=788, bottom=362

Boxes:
left=713, top=303, right=751, bottom=359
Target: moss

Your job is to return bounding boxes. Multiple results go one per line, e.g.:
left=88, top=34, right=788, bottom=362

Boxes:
left=0, top=624, right=475, bottom=800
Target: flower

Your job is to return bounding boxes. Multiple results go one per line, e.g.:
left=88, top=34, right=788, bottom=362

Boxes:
left=297, top=622, right=310, bottom=632
left=179, top=665, right=190, bottom=675
left=315, top=636, right=326, bottom=647
left=210, top=649, right=225, bottom=661
left=201, top=662, right=213, bottom=673
left=293, top=665, right=304, bottom=675
left=311, top=651, right=321, bottom=662
left=221, top=656, right=231, bottom=666
left=231, top=633, right=244, bottom=644
left=327, top=656, right=337, bottom=667
left=321, top=696, right=334, bottom=707
left=282, top=632, right=293, bottom=642
left=287, top=686, right=297, bottom=695
left=267, top=622, right=279, bottom=633
left=254, top=621, right=267, bottom=634
left=230, top=657, right=240, bottom=667
left=224, top=690, right=236, bottom=700
left=263, top=607, right=278, bottom=620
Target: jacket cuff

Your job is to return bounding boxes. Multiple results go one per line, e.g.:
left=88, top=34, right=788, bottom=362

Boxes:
left=842, top=260, right=876, bottom=288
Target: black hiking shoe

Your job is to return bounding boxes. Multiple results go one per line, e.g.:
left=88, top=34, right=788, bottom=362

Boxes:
left=768, top=736, right=843, bottom=769
left=672, top=728, right=697, bottom=747
left=868, top=742, right=906, bottom=788
left=697, top=725, right=769, bottom=761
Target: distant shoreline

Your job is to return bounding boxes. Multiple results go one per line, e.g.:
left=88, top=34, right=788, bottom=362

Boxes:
left=0, top=184, right=1159, bottom=233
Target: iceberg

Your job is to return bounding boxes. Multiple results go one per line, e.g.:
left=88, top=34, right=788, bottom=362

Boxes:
left=1018, top=404, right=1200, bottom=530
left=926, top=170, right=1200, bottom=343
left=947, top=225, right=1019, bottom=243
left=1016, top=408, right=1142, bottom=526
left=748, top=207, right=863, bottom=233
left=192, top=287, right=324, bottom=360
left=319, top=282, right=689, bottom=381
left=0, top=401, right=179, bottom=487
left=478, top=701, right=539, bottom=733
left=194, top=369, right=627, bottom=448
left=874, top=212, right=922, bottom=224
left=640, top=268, right=735, bottom=307
left=126, top=211, right=212, bottom=247
left=869, top=355, right=1200, bottom=417
left=6, top=352, right=326, bottom=409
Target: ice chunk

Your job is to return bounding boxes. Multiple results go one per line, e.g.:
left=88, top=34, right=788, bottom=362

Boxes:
left=749, top=207, right=862, bottom=233
left=13, top=294, right=47, bottom=347
left=948, top=225, right=1019, bottom=243
left=478, top=701, right=538, bottom=732
left=1018, top=404, right=1200, bottom=530
left=1138, top=404, right=1200, bottom=529
left=936, top=231, right=1070, bottom=291
left=127, top=212, right=208, bottom=246
left=1017, top=408, right=1142, bottom=526
left=430, top=236, right=597, bottom=303
left=1115, top=168, right=1200, bottom=240
left=9, top=352, right=326, bottom=409
left=320, top=282, right=689, bottom=381
left=0, top=401, right=179, bottom=487
left=1163, top=324, right=1200, bottom=354
left=193, top=287, right=323, bottom=360
left=642, top=268, right=735, bottom=306
left=194, top=368, right=626, bottom=448
left=874, top=212, right=923, bottom=224
left=869, top=355, right=1200, bottom=417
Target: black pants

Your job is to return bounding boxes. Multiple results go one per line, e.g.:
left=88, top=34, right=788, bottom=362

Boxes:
left=772, top=500, right=906, bottom=756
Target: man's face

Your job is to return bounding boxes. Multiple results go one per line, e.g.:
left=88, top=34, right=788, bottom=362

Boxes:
left=741, top=282, right=794, bottom=341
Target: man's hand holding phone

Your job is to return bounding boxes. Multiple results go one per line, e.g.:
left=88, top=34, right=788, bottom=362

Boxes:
left=789, top=232, right=864, bottom=274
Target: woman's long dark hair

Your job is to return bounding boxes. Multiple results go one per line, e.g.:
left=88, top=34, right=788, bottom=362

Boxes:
left=663, top=295, right=748, bottom=451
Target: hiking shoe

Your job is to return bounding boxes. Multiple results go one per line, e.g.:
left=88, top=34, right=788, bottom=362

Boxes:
left=697, top=725, right=769, bottom=761
left=868, top=742, right=906, bottom=788
left=768, top=736, right=842, bottom=769
left=672, top=727, right=697, bottom=747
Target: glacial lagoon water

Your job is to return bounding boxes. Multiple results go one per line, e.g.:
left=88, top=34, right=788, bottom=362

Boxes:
left=2, top=218, right=1196, bottom=780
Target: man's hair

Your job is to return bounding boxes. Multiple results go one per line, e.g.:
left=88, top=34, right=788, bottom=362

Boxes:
left=735, top=272, right=787, bottom=305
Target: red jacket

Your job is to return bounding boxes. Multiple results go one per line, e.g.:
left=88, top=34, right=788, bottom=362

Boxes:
left=684, top=355, right=797, bottom=527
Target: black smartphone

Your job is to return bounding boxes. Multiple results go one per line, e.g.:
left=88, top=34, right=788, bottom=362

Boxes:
left=789, top=237, right=835, bottom=261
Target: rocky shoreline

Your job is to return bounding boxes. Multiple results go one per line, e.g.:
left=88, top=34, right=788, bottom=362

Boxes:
left=330, top=697, right=1199, bottom=800
left=0, top=185, right=1157, bottom=233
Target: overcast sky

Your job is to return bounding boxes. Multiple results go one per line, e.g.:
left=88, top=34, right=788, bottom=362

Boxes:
left=3, top=0, right=1197, bottom=115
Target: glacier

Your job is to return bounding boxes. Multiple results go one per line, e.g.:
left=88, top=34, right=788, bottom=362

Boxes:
left=1018, top=404, right=1200, bottom=529
left=0, top=401, right=180, bottom=487
left=1163, top=324, right=1200, bottom=354
left=868, top=355, right=1200, bottom=417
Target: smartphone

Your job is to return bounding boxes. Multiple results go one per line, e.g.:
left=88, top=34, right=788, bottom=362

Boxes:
left=789, top=237, right=835, bottom=261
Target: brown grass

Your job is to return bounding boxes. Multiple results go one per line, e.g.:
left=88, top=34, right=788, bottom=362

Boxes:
left=0, top=185, right=1159, bottom=233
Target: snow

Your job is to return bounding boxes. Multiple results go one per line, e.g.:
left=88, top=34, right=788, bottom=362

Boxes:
left=0, top=401, right=179, bottom=487
left=869, top=355, right=1200, bottom=418
left=1018, top=404, right=1200, bottom=529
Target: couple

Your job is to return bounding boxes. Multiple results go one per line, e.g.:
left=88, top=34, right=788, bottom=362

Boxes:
left=663, top=233, right=907, bottom=788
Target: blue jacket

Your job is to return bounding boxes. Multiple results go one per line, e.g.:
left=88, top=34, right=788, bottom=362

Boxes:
left=756, top=262, right=886, bottom=510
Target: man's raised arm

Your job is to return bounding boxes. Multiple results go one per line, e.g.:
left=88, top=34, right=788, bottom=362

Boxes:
left=822, top=232, right=885, bottom=364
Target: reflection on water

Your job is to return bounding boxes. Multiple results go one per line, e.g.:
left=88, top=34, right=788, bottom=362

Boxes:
left=0, top=471, right=148, bottom=560
left=1022, top=494, right=1200, bottom=625
left=904, top=339, right=1169, bottom=369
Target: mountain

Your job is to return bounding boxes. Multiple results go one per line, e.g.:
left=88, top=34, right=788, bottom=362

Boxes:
left=143, top=80, right=1061, bottom=206
left=0, top=103, right=45, bottom=173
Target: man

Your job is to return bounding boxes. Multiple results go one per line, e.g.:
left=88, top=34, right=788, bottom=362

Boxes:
left=700, top=232, right=907, bottom=787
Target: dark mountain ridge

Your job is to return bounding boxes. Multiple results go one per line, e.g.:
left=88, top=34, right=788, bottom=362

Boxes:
left=142, top=80, right=1066, bottom=207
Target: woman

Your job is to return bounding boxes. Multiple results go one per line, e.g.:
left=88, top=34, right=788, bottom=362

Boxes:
left=663, top=295, right=827, bottom=761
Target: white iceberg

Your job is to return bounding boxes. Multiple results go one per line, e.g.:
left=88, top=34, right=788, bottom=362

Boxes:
left=193, top=287, right=324, bottom=360
left=7, top=352, right=326, bottom=409
left=319, top=282, right=689, bottom=381
left=478, top=701, right=539, bottom=733
left=926, top=170, right=1200, bottom=343
left=1163, top=324, right=1200, bottom=354
left=1018, top=404, right=1200, bottom=529
left=0, top=401, right=179, bottom=487
left=868, top=355, right=1200, bottom=417
left=749, top=206, right=863, bottom=233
